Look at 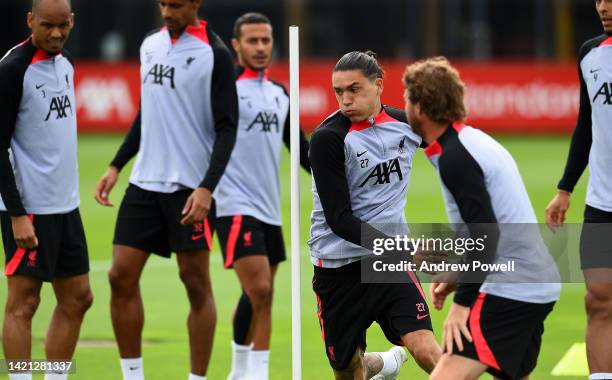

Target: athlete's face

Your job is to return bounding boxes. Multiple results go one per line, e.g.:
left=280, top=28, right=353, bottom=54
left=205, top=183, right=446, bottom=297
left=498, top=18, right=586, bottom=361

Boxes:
left=28, top=0, right=73, bottom=56
left=597, top=0, right=612, bottom=33
left=332, top=70, right=383, bottom=123
left=232, top=23, right=273, bottom=71
left=159, top=0, right=201, bottom=36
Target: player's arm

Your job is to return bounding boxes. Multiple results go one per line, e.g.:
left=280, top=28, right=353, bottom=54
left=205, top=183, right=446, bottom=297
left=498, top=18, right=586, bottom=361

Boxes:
left=181, top=35, right=238, bottom=225
left=437, top=148, right=500, bottom=309
left=95, top=108, right=141, bottom=206
left=310, top=127, right=387, bottom=249
left=282, top=111, right=311, bottom=172
left=546, top=43, right=593, bottom=228
left=0, top=62, right=37, bottom=248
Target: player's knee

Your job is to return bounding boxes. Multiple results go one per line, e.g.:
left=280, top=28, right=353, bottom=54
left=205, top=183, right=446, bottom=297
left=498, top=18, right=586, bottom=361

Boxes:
left=108, top=267, right=138, bottom=295
left=409, top=343, right=439, bottom=372
left=59, top=287, right=93, bottom=317
left=585, top=286, right=612, bottom=320
left=6, top=292, right=40, bottom=320
left=179, top=269, right=212, bottom=308
left=246, top=279, right=273, bottom=309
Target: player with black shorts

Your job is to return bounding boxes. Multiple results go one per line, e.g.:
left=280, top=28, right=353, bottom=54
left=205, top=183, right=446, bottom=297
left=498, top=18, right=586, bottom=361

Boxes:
left=94, top=0, right=237, bottom=379
left=546, top=1, right=612, bottom=378
left=214, top=13, right=311, bottom=380
left=309, top=51, right=441, bottom=380
left=402, top=57, right=561, bottom=380
left=0, top=1, right=93, bottom=379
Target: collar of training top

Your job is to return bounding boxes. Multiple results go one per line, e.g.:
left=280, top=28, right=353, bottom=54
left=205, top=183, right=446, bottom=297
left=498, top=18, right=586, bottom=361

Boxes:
left=348, top=106, right=399, bottom=132
left=424, top=122, right=466, bottom=157
left=165, top=19, right=209, bottom=45
left=236, top=66, right=269, bottom=81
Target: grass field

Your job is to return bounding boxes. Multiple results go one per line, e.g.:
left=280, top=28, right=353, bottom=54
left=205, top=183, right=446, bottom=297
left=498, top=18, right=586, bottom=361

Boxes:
left=0, top=134, right=590, bottom=379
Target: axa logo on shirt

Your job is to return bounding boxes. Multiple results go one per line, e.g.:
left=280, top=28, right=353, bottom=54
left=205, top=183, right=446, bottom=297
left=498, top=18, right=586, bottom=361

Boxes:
left=359, top=158, right=403, bottom=187
left=246, top=111, right=279, bottom=133
left=45, top=95, right=73, bottom=121
left=593, top=82, right=612, bottom=105
left=144, top=64, right=176, bottom=89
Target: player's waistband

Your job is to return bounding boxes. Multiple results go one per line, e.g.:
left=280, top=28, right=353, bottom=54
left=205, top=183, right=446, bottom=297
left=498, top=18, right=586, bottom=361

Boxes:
left=313, top=259, right=362, bottom=279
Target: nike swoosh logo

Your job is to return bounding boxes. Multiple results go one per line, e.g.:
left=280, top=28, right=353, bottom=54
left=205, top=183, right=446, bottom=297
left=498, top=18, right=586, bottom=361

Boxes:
left=416, top=313, right=429, bottom=320
left=129, top=367, right=139, bottom=371
left=36, top=83, right=46, bottom=89
left=357, top=151, right=367, bottom=157
left=192, top=233, right=205, bottom=241
left=239, top=96, right=250, bottom=100
left=591, top=69, right=602, bottom=74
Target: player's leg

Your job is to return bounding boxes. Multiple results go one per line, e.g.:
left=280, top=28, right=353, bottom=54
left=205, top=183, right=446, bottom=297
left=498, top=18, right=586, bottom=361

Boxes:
left=584, top=268, right=612, bottom=373
left=401, top=330, right=440, bottom=373
left=2, top=276, right=42, bottom=360
left=429, top=354, right=487, bottom=380
left=176, top=248, right=216, bottom=377
left=108, top=245, right=150, bottom=358
left=46, top=208, right=93, bottom=362
left=46, top=274, right=93, bottom=359
left=333, top=348, right=368, bottom=380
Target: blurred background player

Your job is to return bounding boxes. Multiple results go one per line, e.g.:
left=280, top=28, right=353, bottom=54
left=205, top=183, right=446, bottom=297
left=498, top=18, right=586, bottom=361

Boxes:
left=546, top=1, right=612, bottom=378
left=214, top=12, right=311, bottom=380
left=403, top=57, right=561, bottom=380
left=94, top=0, right=238, bottom=379
left=308, top=51, right=441, bottom=380
left=0, top=0, right=93, bottom=379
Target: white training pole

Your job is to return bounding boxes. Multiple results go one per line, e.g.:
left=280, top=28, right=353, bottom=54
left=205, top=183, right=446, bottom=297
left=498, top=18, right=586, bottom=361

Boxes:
left=289, top=25, right=302, bottom=380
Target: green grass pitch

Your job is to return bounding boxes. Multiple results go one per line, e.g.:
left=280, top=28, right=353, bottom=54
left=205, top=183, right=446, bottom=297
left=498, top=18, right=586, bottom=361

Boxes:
left=0, top=134, right=588, bottom=379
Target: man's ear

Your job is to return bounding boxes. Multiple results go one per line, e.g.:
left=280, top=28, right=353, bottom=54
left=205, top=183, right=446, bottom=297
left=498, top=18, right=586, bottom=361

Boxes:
left=231, top=38, right=240, bottom=54
left=27, top=12, right=34, bottom=30
left=375, top=77, right=384, bottom=96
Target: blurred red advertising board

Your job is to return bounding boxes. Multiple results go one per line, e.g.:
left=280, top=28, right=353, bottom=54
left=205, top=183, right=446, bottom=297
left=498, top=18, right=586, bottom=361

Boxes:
left=75, top=61, right=579, bottom=134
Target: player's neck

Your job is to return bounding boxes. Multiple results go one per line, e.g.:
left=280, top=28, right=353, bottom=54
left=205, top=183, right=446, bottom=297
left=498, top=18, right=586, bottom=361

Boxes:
left=170, top=18, right=200, bottom=39
left=421, top=122, right=448, bottom=145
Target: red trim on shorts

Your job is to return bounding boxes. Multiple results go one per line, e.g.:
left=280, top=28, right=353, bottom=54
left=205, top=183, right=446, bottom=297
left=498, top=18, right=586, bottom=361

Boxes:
left=204, top=218, right=213, bottom=251
left=224, top=215, right=243, bottom=269
left=469, top=293, right=501, bottom=371
left=4, top=215, right=34, bottom=276
left=315, top=292, right=326, bottom=342
left=405, top=269, right=427, bottom=301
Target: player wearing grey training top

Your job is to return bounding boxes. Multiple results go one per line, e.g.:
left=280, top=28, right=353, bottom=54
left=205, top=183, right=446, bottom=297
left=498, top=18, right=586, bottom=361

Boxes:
left=404, top=57, right=560, bottom=380
left=94, top=1, right=237, bottom=379
left=215, top=13, right=310, bottom=380
left=546, top=1, right=612, bottom=377
left=309, top=51, right=441, bottom=380
left=0, top=0, right=93, bottom=378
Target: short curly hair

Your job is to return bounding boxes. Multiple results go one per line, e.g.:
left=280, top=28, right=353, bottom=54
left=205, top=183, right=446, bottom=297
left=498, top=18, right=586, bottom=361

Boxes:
left=403, top=57, right=467, bottom=124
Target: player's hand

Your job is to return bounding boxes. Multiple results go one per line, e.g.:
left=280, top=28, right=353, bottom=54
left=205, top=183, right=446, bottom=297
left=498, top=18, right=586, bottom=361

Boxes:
left=441, top=302, right=472, bottom=355
left=10, top=215, right=38, bottom=249
left=545, top=190, right=571, bottom=232
left=181, top=187, right=212, bottom=226
left=429, top=279, right=457, bottom=310
left=95, top=166, right=119, bottom=207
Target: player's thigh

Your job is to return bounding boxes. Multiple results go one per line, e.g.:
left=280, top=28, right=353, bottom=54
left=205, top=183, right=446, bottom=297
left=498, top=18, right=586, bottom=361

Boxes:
left=584, top=268, right=612, bottom=309
left=52, top=273, right=93, bottom=311
left=109, top=245, right=150, bottom=287
left=233, top=255, right=272, bottom=298
left=5, top=275, right=43, bottom=311
left=430, top=353, right=487, bottom=380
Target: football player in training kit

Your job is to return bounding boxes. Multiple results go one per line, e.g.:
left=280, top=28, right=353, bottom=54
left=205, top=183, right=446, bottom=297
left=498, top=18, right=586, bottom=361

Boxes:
left=546, top=1, right=612, bottom=379
left=403, top=57, right=560, bottom=380
left=215, top=12, right=311, bottom=380
left=0, top=1, right=93, bottom=379
left=94, top=0, right=237, bottom=379
left=309, top=51, right=441, bottom=380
